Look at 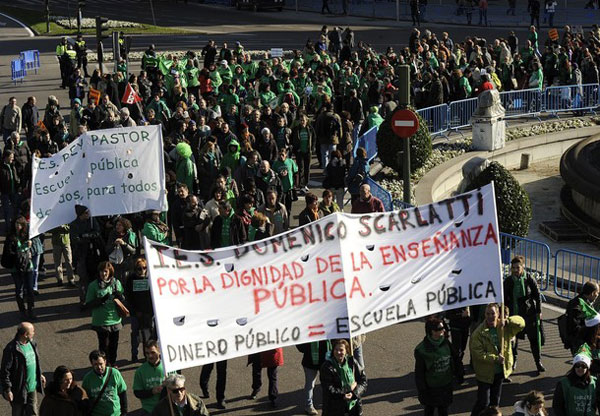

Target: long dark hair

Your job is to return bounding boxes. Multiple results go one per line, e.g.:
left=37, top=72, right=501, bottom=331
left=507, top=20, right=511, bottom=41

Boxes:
left=45, top=365, right=73, bottom=395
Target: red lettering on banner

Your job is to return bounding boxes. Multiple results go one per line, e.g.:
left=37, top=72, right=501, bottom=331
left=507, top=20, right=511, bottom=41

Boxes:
left=351, top=252, right=373, bottom=271
left=252, top=278, right=346, bottom=314
left=193, top=276, right=216, bottom=294
left=349, top=276, right=366, bottom=298
left=316, top=255, right=342, bottom=274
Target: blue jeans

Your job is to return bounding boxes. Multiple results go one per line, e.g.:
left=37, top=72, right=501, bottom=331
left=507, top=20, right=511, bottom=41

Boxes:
left=31, top=253, right=41, bottom=291
left=353, top=344, right=365, bottom=369
left=302, top=366, right=319, bottom=408
left=320, top=144, right=337, bottom=169
left=12, top=270, right=34, bottom=309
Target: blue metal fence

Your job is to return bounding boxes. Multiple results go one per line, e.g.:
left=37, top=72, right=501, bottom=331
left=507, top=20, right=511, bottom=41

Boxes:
left=554, top=249, right=600, bottom=299
left=11, top=59, right=26, bottom=84
left=500, top=232, right=551, bottom=291
left=414, top=83, right=600, bottom=135
left=20, top=50, right=40, bottom=74
left=365, top=176, right=393, bottom=211
left=416, top=103, right=448, bottom=136
left=353, top=126, right=378, bottom=163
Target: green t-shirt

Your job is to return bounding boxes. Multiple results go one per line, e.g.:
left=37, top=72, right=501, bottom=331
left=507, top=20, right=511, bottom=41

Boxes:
left=489, top=328, right=503, bottom=374
left=133, top=361, right=170, bottom=413
left=85, top=279, right=124, bottom=327
left=82, top=368, right=127, bottom=416
left=298, top=128, right=309, bottom=153
left=272, top=158, right=298, bottom=192
left=20, top=342, right=37, bottom=393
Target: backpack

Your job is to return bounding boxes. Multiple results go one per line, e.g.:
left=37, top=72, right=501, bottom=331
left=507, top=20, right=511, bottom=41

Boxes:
left=327, top=115, right=341, bottom=138
left=557, top=313, right=571, bottom=349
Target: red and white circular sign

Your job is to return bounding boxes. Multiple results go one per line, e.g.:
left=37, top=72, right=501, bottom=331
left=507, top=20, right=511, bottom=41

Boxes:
left=390, top=109, right=419, bottom=138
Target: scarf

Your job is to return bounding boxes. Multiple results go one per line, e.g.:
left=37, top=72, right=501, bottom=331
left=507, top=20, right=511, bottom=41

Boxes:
left=310, top=340, right=332, bottom=366
left=511, top=273, right=526, bottom=314
left=331, top=354, right=357, bottom=410
left=427, top=335, right=445, bottom=347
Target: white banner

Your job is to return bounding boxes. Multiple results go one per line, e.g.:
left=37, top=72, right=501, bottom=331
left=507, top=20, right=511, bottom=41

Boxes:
left=145, top=184, right=503, bottom=373
left=30, top=125, right=167, bottom=238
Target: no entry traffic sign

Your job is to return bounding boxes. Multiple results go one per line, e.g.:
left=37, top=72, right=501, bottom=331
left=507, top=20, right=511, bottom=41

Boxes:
left=391, top=109, right=419, bottom=138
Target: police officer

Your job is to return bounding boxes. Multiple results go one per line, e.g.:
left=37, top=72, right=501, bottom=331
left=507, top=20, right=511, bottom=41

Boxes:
left=56, top=37, right=69, bottom=88
left=75, top=34, right=88, bottom=77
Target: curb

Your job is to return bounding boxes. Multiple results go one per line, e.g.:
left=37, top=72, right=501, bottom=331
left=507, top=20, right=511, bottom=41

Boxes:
left=0, top=11, right=35, bottom=37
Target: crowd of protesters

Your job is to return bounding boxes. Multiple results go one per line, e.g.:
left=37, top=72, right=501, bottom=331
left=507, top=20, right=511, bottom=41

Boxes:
left=1, top=21, right=600, bottom=416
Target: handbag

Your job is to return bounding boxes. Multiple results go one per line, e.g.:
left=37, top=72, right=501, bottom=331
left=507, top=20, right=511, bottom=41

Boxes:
left=111, top=280, right=130, bottom=318
left=108, top=245, right=124, bottom=265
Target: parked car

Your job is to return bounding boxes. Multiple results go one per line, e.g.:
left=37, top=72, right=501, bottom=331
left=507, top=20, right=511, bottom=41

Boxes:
left=235, top=0, right=285, bottom=12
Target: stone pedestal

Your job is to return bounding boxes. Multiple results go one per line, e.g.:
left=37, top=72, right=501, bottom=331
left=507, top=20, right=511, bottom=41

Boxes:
left=470, top=89, right=506, bottom=151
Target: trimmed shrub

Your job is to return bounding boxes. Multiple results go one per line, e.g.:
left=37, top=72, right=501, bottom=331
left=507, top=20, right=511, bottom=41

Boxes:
left=466, top=161, right=532, bottom=237
left=376, top=109, right=432, bottom=174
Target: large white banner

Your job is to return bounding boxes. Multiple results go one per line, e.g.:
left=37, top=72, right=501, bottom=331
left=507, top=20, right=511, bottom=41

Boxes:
left=30, top=125, right=167, bottom=237
left=145, top=184, right=503, bottom=373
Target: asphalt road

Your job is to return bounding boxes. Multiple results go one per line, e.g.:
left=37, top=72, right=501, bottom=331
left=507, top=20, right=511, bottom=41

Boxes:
left=0, top=5, right=577, bottom=415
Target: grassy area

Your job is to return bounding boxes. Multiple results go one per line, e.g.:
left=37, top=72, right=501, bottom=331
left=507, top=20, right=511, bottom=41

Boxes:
left=0, top=5, right=195, bottom=36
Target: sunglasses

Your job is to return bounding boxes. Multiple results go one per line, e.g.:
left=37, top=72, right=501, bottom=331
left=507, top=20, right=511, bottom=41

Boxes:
left=170, top=387, right=185, bottom=394
left=136, top=267, right=147, bottom=271
left=433, top=326, right=445, bottom=331
left=574, top=363, right=588, bottom=369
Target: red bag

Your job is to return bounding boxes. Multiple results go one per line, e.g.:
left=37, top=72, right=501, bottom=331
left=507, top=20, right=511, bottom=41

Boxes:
left=260, top=348, right=284, bottom=368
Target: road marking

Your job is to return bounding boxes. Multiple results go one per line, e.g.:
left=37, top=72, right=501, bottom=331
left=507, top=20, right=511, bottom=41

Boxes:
left=0, top=12, right=34, bottom=37
left=394, top=120, right=415, bottom=127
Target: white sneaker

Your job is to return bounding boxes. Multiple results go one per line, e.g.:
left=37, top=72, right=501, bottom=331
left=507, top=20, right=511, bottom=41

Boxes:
left=305, top=406, right=318, bottom=415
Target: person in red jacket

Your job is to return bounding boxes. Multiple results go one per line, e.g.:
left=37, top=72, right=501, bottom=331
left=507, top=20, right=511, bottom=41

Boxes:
left=351, top=184, right=385, bottom=214
left=248, top=348, right=283, bottom=408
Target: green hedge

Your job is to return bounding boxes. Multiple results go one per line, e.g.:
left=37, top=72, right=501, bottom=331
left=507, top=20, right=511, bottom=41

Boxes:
left=376, top=109, right=432, bottom=174
left=466, top=161, right=532, bottom=237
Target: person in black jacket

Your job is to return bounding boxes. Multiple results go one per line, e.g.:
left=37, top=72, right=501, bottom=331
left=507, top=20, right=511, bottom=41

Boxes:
left=21, top=97, right=38, bottom=141
left=504, top=255, right=545, bottom=373
left=0, top=322, right=46, bottom=416
left=297, top=340, right=331, bottom=415
left=291, top=114, right=315, bottom=192
left=566, top=281, right=600, bottom=354
left=414, top=317, right=464, bottom=416
left=298, top=192, right=320, bottom=227
left=320, top=339, right=367, bottom=416
left=124, top=258, right=155, bottom=362
left=0, top=150, right=21, bottom=231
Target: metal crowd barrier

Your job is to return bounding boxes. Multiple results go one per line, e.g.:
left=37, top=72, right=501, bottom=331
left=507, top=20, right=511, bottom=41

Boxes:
left=544, top=83, right=600, bottom=116
left=499, top=88, right=543, bottom=119
left=448, top=97, right=478, bottom=130
left=11, top=59, right=26, bottom=85
left=554, top=249, right=600, bottom=299
left=353, top=125, right=378, bottom=163
left=500, top=232, right=551, bottom=290
left=417, top=103, right=449, bottom=136
left=20, top=50, right=40, bottom=74
left=365, top=177, right=393, bottom=211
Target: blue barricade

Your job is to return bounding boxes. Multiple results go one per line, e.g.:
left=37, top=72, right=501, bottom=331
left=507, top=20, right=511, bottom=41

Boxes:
left=365, top=176, right=392, bottom=211
left=417, top=104, right=449, bottom=136
left=554, top=249, right=600, bottom=299
left=11, top=59, right=26, bottom=84
left=500, top=232, right=551, bottom=290
left=353, top=126, right=378, bottom=163
left=448, top=97, right=478, bottom=130
left=499, top=88, right=543, bottom=118
left=544, top=83, right=600, bottom=115
left=20, top=50, right=40, bottom=74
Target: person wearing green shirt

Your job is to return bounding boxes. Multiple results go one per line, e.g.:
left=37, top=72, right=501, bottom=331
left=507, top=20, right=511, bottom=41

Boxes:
left=82, top=350, right=127, bottom=416
left=217, top=60, right=233, bottom=85
left=142, top=211, right=171, bottom=245
left=259, top=84, right=277, bottom=108
left=414, top=317, right=464, bottom=416
left=133, top=340, right=174, bottom=415
left=219, top=85, right=240, bottom=111
left=0, top=322, right=46, bottom=416
left=272, top=147, right=298, bottom=214
left=553, top=353, right=597, bottom=416
left=85, top=261, right=125, bottom=368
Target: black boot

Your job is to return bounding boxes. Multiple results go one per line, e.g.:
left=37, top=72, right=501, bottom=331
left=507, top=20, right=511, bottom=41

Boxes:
left=536, top=361, right=546, bottom=373
left=16, top=296, right=26, bottom=317
left=27, top=301, right=37, bottom=321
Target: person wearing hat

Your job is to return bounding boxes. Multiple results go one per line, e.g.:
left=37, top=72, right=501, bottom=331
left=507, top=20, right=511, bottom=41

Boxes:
left=566, top=281, right=600, bottom=354
left=503, top=255, right=545, bottom=374
left=74, top=34, right=88, bottom=77
left=552, top=353, right=600, bottom=415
